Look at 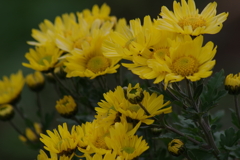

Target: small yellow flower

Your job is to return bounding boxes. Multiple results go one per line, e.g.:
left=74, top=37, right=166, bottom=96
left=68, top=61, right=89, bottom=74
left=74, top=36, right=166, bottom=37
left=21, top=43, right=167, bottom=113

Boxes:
left=97, top=85, right=172, bottom=125
left=123, top=83, right=144, bottom=104
left=40, top=123, right=79, bottom=157
left=225, top=73, right=240, bottom=95
left=0, top=104, right=14, bottom=121
left=22, top=44, right=63, bottom=72
left=168, top=139, right=185, bottom=156
left=37, top=149, right=74, bottom=160
left=0, top=70, right=25, bottom=105
left=157, top=0, right=228, bottom=35
left=55, top=95, right=78, bottom=118
left=25, top=71, right=45, bottom=91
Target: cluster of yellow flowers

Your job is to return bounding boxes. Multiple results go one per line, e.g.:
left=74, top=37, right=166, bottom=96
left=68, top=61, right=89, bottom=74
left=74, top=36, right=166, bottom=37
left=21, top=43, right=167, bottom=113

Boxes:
left=39, top=83, right=172, bottom=159
left=0, top=0, right=230, bottom=159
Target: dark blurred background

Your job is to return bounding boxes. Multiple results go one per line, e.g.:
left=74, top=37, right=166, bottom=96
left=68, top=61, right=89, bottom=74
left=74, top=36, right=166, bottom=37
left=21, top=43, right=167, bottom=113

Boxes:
left=0, top=0, right=239, bottom=159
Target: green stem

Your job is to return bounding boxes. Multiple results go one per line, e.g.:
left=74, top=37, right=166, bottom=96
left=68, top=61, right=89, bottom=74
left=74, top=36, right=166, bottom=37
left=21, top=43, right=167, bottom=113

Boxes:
left=51, top=70, right=78, bottom=99
left=36, top=92, right=44, bottom=125
left=198, top=117, right=220, bottom=160
left=234, top=95, right=240, bottom=123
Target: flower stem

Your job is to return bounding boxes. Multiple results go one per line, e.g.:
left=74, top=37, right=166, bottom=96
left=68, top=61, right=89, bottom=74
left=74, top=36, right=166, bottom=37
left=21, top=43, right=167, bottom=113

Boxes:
left=234, top=95, right=240, bottom=123
left=51, top=70, right=78, bottom=99
left=198, top=117, right=220, bottom=160
left=36, top=92, right=44, bottom=125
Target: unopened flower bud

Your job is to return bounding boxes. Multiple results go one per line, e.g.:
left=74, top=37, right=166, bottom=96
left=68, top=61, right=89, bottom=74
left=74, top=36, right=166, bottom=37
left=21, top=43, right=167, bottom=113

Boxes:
left=55, top=95, right=78, bottom=118
left=225, top=73, right=240, bottom=95
left=123, top=83, right=144, bottom=104
left=0, top=104, right=14, bottom=121
left=25, top=71, right=45, bottom=92
left=168, top=139, right=185, bottom=156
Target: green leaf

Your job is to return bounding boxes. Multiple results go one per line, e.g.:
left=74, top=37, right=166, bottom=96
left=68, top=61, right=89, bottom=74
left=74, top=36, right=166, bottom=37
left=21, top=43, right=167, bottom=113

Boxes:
left=200, top=70, right=227, bottom=112
left=193, top=83, right=203, bottom=100
left=220, top=127, right=240, bottom=147
left=229, top=108, right=240, bottom=129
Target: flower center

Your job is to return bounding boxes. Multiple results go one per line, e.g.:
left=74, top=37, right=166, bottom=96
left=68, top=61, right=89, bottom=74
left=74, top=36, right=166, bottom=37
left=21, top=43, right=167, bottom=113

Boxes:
left=128, top=105, right=141, bottom=113
left=178, top=16, right=206, bottom=30
left=86, top=56, right=110, bottom=73
left=154, top=48, right=170, bottom=59
left=172, top=56, right=199, bottom=77
left=122, top=146, right=135, bottom=154
left=38, top=56, right=52, bottom=66
left=94, top=136, right=108, bottom=149
left=73, top=37, right=92, bottom=49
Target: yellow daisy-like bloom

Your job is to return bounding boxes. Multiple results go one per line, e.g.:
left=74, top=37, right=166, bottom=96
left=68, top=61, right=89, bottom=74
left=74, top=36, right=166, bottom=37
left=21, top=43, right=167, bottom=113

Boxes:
left=40, top=123, right=79, bottom=157
left=76, top=119, right=112, bottom=155
left=168, top=139, right=185, bottom=157
left=64, top=21, right=120, bottom=79
left=225, top=73, right=240, bottom=95
left=103, top=16, right=178, bottom=80
left=157, top=0, right=228, bottom=36
left=37, top=149, right=73, bottom=160
left=55, top=95, right=78, bottom=118
left=22, top=44, right=63, bottom=72
left=28, top=13, right=77, bottom=46
left=105, top=122, right=149, bottom=160
left=25, top=71, right=45, bottom=91
left=0, top=70, right=24, bottom=105
left=0, top=104, right=14, bottom=121
left=149, top=35, right=216, bottom=88
left=77, top=3, right=116, bottom=25
left=97, top=84, right=172, bottom=125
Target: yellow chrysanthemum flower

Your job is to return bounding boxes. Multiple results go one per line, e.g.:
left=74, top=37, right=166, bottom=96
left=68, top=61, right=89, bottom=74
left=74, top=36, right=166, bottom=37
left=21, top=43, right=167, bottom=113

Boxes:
left=28, top=13, right=77, bottom=46
left=37, top=149, right=73, bottom=160
left=225, top=73, right=240, bottom=95
left=157, top=0, right=228, bottom=36
left=76, top=119, right=112, bottom=155
left=0, top=104, right=14, bottom=121
left=22, top=44, right=63, bottom=72
left=168, top=139, right=185, bottom=157
left=64, top=21, right=120, bottom=79
left=55, top=95, right=78, bottom=118
left=105, top=122, right=149, bottom=160
left=0, top=70, right=24, bottom=105
left=77, top=3, right=116, bottom=25
left=25, top=71, right=45, bottom=91
left=97, top=84, right=172, bottom=125
left=40, top=123, right=79, bottom=157
left=84, top=151, right=123, bottom=160
left=103, top=16, right=178, bottom=80
left=149, top=35, right=216, bottom=88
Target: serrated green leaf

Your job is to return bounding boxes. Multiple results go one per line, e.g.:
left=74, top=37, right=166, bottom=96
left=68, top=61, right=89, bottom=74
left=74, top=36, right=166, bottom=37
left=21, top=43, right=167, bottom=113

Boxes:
left=229, top=108, right=240, bottom=129
left=220, top=127, right=240, bottom=147
left=207, top=69, right=225, bottom=91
